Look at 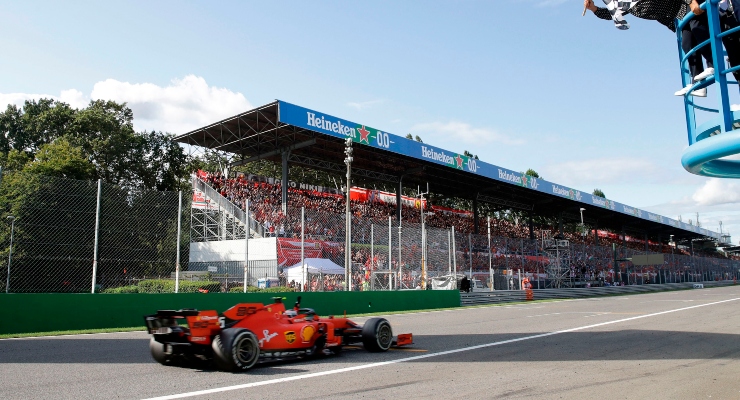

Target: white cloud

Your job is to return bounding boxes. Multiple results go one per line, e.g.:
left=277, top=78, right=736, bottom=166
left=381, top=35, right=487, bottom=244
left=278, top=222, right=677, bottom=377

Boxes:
left=536, top=0, right=569, bottom=7
left=0, top=89, right=88, bottom=110
left=90, top=75, right=251, bottom=133
left=411, top=121, right=524, bottom=145
left=347, top=99, right=384, bottom=110
left=0, top=75, right=252, bottom=134
left=692, top=178, right=740, bottom=206
left=543, top=157, right=664, bottom=186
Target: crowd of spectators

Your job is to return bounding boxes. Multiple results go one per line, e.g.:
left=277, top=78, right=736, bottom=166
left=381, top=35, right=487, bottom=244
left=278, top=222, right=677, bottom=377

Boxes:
left=200, top=171, right=738, bottom=288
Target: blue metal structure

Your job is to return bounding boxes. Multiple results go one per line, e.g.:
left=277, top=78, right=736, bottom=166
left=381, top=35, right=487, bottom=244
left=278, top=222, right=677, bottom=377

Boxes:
left=678, top=0, right=740, bottom=177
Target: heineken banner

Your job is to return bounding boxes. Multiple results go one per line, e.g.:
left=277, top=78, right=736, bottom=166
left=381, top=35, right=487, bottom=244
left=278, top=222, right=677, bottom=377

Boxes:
left=278, top=101, right=719, bottom=239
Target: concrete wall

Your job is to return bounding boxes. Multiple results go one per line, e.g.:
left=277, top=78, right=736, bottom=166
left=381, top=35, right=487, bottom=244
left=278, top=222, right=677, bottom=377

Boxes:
left=190, top=237, right=277, bottom=262
left=0, top=290, right=461, bottom=335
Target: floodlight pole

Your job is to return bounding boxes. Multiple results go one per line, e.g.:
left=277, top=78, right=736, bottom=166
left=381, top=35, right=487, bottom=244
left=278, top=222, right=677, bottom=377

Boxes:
left=344, top=138, right=353, bottom=291
left=300, top=206, right=305, bottom=292
left=418, top=183, right=429, bottom=290
left=488, top=216, right=493, bottom=291
left=243, top=199, right=250, bottom=293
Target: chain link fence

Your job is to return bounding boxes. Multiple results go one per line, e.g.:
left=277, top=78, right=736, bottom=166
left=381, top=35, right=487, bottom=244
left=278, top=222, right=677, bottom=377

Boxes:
left=2, top=171, right=739, bottom=294
left=0, top=171, right=189, bottom=293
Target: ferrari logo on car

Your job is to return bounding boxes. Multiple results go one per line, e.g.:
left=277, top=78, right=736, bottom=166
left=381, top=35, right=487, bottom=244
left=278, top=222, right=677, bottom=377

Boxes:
left=284, top=331, right=296, bottom=344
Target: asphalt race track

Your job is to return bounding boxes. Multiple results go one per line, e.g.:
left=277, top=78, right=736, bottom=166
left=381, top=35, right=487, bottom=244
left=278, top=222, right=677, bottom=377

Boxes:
left=2, top=286, right=740, bottom=399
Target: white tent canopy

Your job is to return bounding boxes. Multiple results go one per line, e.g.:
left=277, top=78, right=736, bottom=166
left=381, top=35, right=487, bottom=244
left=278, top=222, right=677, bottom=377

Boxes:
left=284, top=258, right=345, bottom=285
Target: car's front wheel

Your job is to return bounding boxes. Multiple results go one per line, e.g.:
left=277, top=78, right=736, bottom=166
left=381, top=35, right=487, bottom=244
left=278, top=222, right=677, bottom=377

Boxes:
left=361, top=318, right=393, bottom=352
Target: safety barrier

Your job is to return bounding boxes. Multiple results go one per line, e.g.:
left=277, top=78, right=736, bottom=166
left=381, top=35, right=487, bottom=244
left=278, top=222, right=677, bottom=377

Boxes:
left=0, top=290, right=460, bottom=335
left=460, top=280, right=736, bottom=305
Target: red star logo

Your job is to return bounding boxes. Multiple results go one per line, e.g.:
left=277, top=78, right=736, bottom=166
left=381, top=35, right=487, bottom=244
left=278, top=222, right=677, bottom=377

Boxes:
left=358, top=126, right=370, bottom=144
left=455, top=154, right=463, bottom=169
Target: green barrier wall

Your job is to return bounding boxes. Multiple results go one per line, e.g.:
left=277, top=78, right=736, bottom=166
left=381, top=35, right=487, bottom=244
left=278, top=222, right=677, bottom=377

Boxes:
left=0, top=290, right=460, bottom=335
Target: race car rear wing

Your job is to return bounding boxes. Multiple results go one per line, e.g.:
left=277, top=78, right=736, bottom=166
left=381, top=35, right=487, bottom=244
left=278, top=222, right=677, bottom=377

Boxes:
left=144, top=309, right=200, bottom=334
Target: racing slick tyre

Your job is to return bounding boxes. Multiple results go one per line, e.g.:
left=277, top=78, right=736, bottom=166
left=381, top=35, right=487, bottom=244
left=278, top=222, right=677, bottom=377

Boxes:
left=212, top=328, right=260, bottom=371
left=361, top=318, right=393, bottom=352
left=149, top=337, right=171, bottom=365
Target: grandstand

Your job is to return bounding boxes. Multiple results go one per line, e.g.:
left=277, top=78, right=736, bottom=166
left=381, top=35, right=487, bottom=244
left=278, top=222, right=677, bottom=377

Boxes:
left=176, top=101, right=739, bottom=291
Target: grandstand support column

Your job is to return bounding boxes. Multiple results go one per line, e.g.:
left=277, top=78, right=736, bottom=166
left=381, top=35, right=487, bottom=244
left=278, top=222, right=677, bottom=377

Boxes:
left=528, top=211, right=534, bottom=240
left=645, top=233, right=649, bottom=252
left=557, top=213, right=563, bottom=234
left=473, top=196, right=479, bottom=234
left=593, top=222, right=598, bottom=245
left=622, top=227, right=627, bottom=284
left=396, top=176, right=403, bottom=223
left=281, top=151, right=290, bottom=213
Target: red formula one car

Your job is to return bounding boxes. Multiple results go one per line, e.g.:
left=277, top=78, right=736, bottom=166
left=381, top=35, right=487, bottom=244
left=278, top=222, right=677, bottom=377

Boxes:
left=144, top=296, right=413, bottom=371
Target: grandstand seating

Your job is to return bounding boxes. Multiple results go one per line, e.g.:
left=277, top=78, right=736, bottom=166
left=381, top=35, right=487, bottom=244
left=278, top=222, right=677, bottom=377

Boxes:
left=200, top=171, right=734, bottom=261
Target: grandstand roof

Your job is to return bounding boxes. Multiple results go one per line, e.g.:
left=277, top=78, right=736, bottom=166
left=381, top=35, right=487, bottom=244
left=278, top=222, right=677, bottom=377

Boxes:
left=174, top=100, right=721, bottom=244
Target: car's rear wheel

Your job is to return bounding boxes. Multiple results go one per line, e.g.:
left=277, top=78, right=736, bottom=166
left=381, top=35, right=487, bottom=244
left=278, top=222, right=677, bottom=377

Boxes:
left=361, top=318, right=393, bottom=352
left=149, top=337, right=171, bottom=365
left=212, top=329, right=260, bottom=371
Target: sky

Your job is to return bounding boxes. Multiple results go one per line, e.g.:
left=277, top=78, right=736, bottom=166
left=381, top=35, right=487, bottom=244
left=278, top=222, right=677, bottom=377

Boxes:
left=1, top=0, right=739, bottom=243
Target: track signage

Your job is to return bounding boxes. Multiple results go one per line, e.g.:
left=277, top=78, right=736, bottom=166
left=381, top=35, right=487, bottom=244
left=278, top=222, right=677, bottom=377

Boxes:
left=278, top=100, right=719, bottom=239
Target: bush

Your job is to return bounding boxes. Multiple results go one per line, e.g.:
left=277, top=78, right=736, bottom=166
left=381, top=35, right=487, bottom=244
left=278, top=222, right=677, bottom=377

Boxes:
left=102, top=285, right=139, bottom=294
left=137, top=279, right=221, bottom=293
left=228, top=286, right=294, bottom=293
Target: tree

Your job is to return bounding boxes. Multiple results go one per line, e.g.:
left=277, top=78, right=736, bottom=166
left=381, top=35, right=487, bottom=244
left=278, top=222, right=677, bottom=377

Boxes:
left=405, top=133, right=413, bottom=139
left=25, top=138, right=96, bottom=180
left=524, top=169, right=540, bottom=178
left=593, top=188, right=606, bottom=198
left=463, top=150, right=479, bottom=159
left=415, top=135, right=423, bottom=143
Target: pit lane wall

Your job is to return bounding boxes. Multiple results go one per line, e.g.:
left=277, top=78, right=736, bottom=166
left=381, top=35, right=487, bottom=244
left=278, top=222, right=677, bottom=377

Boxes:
left=0, top=290, right=460, bottom=335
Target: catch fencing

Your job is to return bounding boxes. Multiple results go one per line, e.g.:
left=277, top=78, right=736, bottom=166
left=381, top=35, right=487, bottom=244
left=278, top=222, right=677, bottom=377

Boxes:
left=1, top=172, right=739, bottom=294
left=460, top=281, right=737, bottom=306
left=244, top=201, right=740, bottom=293
left=0, top=172, right=188, bottom=293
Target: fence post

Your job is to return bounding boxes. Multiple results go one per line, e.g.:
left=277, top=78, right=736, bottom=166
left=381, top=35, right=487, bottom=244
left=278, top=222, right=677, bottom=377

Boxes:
left=91, top=179, right=102, bottom=294
left=448, top=229, right=452, bottom=275
left=301, top=206, right=305, bottom=292
left=488, top=217, right=492, bottom=291
left=452, top=225, right=457, bottom=275
left=388, top=216, right=392, bottom=289
left=468, top=233, right=473, bottom=281
left=243, top=199, right=249, bottom=293
left=370, top=223, right=374, bottom=291
left=397, top=222, right=402, bottom=290
left=175, top=190, right=182, bottom=293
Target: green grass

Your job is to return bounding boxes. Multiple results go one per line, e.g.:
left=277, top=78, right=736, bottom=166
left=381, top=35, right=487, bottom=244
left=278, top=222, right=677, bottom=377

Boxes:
left=0, top=326, right=145, bottom=339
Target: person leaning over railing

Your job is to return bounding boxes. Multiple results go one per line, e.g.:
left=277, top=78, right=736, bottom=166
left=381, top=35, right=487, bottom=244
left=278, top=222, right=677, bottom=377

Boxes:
left=584, top=0, right=709, bottom=97
left=678, top=0, right=740, bottom=95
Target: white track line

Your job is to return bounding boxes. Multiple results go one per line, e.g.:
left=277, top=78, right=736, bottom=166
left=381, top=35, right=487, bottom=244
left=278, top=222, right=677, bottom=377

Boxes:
left=143, top=297, right=740, bottom=400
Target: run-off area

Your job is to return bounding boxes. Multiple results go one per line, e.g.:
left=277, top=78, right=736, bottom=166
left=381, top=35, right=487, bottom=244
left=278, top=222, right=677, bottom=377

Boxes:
left=2, top=287, right=739, bottom=400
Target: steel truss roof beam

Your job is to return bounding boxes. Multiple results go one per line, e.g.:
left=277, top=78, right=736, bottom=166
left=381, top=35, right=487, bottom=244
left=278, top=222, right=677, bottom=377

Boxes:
left=229, top=138, right=317, bottom=167
left=288, top=154, right=398, bottom=183
left=476, top=194, right=533, bottom=211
